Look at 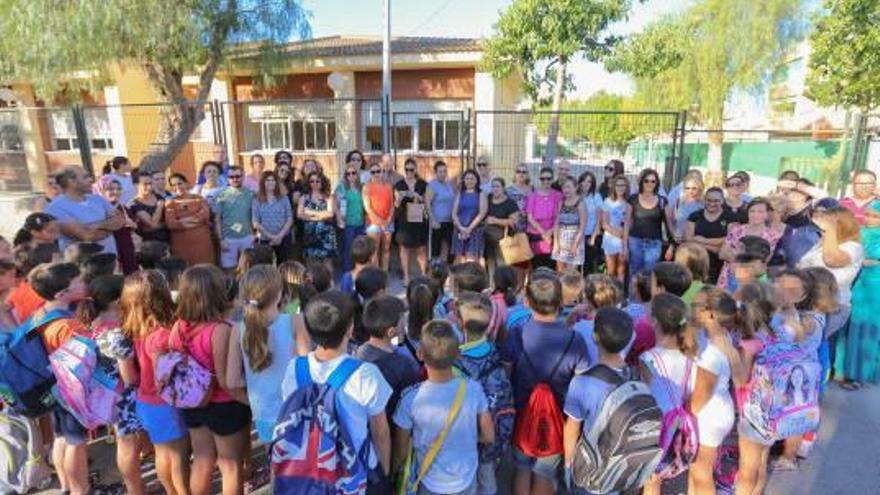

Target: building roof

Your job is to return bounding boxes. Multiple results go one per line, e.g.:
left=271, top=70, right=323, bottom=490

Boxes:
left=233, top=35, right=482, bottom=59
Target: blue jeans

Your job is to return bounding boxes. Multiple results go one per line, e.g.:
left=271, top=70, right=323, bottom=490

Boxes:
left=341, top=224, right=365, bottom=271
left=627, top=236, right=662, bottom=277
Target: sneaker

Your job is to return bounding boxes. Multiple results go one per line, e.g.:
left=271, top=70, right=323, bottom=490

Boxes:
left=770, top=457, right=799, bottom=472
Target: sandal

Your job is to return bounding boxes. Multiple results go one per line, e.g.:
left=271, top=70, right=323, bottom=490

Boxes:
left=770, top=457, right=799, bottom=472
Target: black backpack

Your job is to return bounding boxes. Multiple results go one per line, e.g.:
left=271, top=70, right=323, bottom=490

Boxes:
left=571, top=365, right=663, bottom=494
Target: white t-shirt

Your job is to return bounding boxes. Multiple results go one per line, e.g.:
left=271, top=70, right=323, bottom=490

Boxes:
left=797, top=241, right=865, bottom=306
left=280, top=353, right=392, bottom=468
left=694, top=331, right=735, bottom=446
left=392, top=378, right=488, bottom=493
left=640, top=347, right=696, bottom=414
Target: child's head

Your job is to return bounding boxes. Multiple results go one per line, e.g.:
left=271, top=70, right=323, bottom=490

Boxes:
left=735, top=282, right=777, bottom=339
left=63, top=242, right=102, bottom=265
left=418, top=320, right=460, bottom=370
left=0, top=259, right=17, bottom=293
left=303, top=290, right=355, bottom=349
left=802, top=266, right=839, bottom=314
left=176, top=265, right=230, bottom=323
left=355, top=266, right=388, bottom=300
left=525, top=269, right=562, bottom=317
left=237, top=245, right=276, bottom=276
left=739, top=235, right=772, bottom=261
left=584, top=274, right=623, bottom=310
left=427, top=258, right=450, bottom=293
left=13, top=242, right=57, bottom=279
left=651, top=262, right=692, bottom=297
left=239, top=265, right=284, bottom=373
left=77, top=274, right=124, bottom=325
left=305, top=261, right=332, bottom=294
left=692, top=285, right=762, bottom=337
left=351, top=235, right=376, bottom=267
left=674, top=243, right=710, bottom=284
left=492, top=265, right=518, bottom=307
left=455, top=291, right=493, bottom=342
left=629, top=270, right=651, bottom=304
left=362, top=295, right=407, bottom=341
left=120, top=270, right=175, bottom=339
left=81, top=252, right=117, bottom=283
left=732, top=252, right=765, bottom=286
left=451, top=261, right=488, bottom=294
left=650, top=293, right=691, bottom=354
left=156, top=256, right=187, bottom=291
left=278, top=260, right=307, bottom=303
left=560, top=272, right=585, bottom=307
left=135, top=240, right=169, bottom=270
left=29, top=262, right=84, bottom=303
left=774, top=268, right=816, bottom=312
left=407, top=277, right=438, bottom=342
left=594, top=307, right=634, bottom=355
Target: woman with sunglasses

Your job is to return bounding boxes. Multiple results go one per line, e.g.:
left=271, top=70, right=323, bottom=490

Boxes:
left=363, top=164, right=395, bottom=270
left=525, top=166, right=563, bottom=268
left=335, top=161, right=366, bottom=272
left=507, top=164, right=532, bottom=232
left=601, top=175, right=632, bottom=284
left=452, top=169, right=488, bottom=264
left=685, top=187, right=735, bottom=283
left=297, top=171, right=337, bottom=272
left=476, top=156, right=494, bottom=194
left=394, top=158, right=428, bottom=283
left=578, top=171, right=603, bottom=274
left=425, top=160, right=455, bottom=263
left=623, top=168, right=674, bottom=278
left=724, top=175, right=749, bottom=224
left=598, top=159, right=625, bottom=199
left=253, top=170, right=293, bottom=263
left=552, top=176, right=588, bottom=272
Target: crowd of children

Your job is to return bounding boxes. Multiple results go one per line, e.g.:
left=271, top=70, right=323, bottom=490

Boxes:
left=0, top=163, right=877, bottom=495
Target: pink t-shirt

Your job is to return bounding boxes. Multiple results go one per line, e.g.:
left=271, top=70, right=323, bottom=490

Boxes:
left=840, top=197, right=872, bottom=225
left=525, top=189, right=563, bottom=254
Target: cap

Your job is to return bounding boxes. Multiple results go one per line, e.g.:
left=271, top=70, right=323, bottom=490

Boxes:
left=362, top=295, right=407, bottom=331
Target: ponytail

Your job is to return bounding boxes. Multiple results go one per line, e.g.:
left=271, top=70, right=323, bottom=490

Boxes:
left=12, top=228, right=32, bottom=247
left=243, top=301, right=273, bottom=372
left=650, top=293, right=694, bottom=356
left=407, top=278, right=436, bottom=342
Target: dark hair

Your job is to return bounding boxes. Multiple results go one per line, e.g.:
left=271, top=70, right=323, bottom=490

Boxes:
left=777, top=268, right=817, bottom=312
left=13, top=212, right=56, bottom=247
left=451, top=262, right=488, bottom=293
left=257, top=170, right=281, bottom=202
left=578, top=171, right=597, bottom=195
left=55, top=166, right=81, bottom=190
left=539, top=166, right=554, bottom=180
left=355, top=266, right=387, bottom=300
left=736, top=282, right=777, bottom=339
left=81, top=252, right=117, bottom=283
left=694, top=285, right=763, bottom=339
left=633, top=270, right=652, bottom=303
left=427, top=258, right=449, bottom=291
left=132, top=170, right=152, bottom=185
left=168, top=172, right=188, bottom=186
left=738, top=235, right=772, bottom=261
left=77, top=274, right=124, bottom=325
left=63, top=242, right=102, bottom=265
left=526, top=270, right=562, bottom=316
left=745, top=197, right=772, bottom=216
left=407, top=277, right=437, bottom=342
left=638, top=168, right=661, bottom=194
left=594, top=307, right=634, bottom=353
left=304, top=290, right=354, bottom=348
left=108, top=156, right=129, bottom=172
left=734, top=170, right=751, bottom=182
left=650, top=293, right=691, bottom=354
left=136, top=241, right=169, bottom=270
left=403, top=157, right=418, bottom=175
left=652, top=262, right=692, bottom=297
left=306, top=171, right=331, bottom=196
left=491, top=177, right=507, bottom=189
left=705, top=186, right=724, bottom=198
left=199, top=161, right=222, bottom=177
left=493, top=265, right=518, bottom=306
left=345, top=149, right=365, bottom=169
left=605, top=159, right=625, bottom=182
left=778, top=170, right=800, bottom=181
left=433, top=160, right=447, bottom=173
left=29, top=262, right=80, bottom=300
left=13, top=243, right=56, bottom=278
left=306, top=261, right=332, bottom=293
left=237, top=245, right=276, bottom=277
left=351, top=236, right=376, bottom=266
left=460, top=169, right=481, bottom=192
left=156, top=256, right=187, bottom=290
left=274, top=150, right=292, bottom=165
left=419, top=320, right=460, bottom=369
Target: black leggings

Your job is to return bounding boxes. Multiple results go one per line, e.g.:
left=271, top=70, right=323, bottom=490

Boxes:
left=429, top=222, right=455, bottom=263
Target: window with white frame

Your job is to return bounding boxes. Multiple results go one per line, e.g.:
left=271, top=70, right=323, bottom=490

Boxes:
left=417, top=118, right=460, bottom=151
left=260, top=120, right=290, bottom=150
left=366, top=125, right=413, bottom=151
left=48, top=109, right=114, bottom=152
left=292, top=120, right=336, bottom=151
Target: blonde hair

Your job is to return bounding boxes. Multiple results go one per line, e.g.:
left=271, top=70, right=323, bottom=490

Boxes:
left=584, top=274, right=623, bottom=310
left=674, top=243, right=710, bottom=282
left=120, top=270, right=175, bottom=340
left=278, top=261, right=307, bottom=307
left=239, top=265, right=284, bottom=372
left=560, top=272, right=585, bottom=306
left=826, top=206, right=860, bottom=244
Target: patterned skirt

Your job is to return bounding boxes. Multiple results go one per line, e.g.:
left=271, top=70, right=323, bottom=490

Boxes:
left=552, top=225, right=585, bottom=265
left=452, top=225, right=485, bottom=258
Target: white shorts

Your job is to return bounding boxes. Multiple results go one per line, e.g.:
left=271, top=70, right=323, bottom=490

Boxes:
left=220, top=234, right=254, bottom=268
left=696, top=397, right=735, bottom=447
left=365, top=223, right=394, bottom=235
left=602, top=233, right=624, bottom=256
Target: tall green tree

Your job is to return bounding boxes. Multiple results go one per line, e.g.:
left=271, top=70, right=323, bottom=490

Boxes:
left=607, top=0, right=805, bottom=175
left=481, top=0, right=637, bottom=165
left=0, top=0, right=310, bottom=172
left=806, top=0, right=880, bottom=113
left=537, top=91, right=640, bottom=150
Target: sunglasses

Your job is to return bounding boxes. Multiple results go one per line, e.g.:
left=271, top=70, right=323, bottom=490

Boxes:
left=228, top=175, right=243, bottom=179
left=516, top=169, right=528, bottom=174
left=477, top=163, right=488, bottom=167
left=605, top=166, right=615, bottom=171
left=405, top=168, right=416, bottom=173
left=371, top=170, right=381, bottom=175
left=346, top=171, right=358, bottom=176
left=540, top=177, right=553, bottom=182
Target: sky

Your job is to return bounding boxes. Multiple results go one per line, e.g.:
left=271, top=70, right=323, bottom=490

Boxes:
left=301, top=0, right=693, bottom=99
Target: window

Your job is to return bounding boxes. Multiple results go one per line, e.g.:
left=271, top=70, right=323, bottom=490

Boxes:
left=261, top=121, right=289, bottom=150
left=291, top=120, right=336, bottom=151
left=366, top=125, right=413, bottom=151
left=366, top=126, right=383, bottom=151
left=416, top=118, right=461, bottom=151
left=48, top=109, right=114, bottom=152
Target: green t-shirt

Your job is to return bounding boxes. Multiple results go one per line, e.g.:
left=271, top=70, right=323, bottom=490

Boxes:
left=215, top=187, right=255, bottom=239
left=335, top=184, right=365, bottom=227
left=681, top=281, right=705, bottom=305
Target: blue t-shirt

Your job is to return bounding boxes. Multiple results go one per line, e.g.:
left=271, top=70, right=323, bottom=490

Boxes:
left=501, top=319, right=590, bottom=409
left=573, top=319, right=600, bottom=367
left=46, top=193, right=117, bottom=254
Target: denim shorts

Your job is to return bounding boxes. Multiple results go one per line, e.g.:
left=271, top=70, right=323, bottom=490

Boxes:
left=366, top=223, right=394, bottom=235
left=53, top=406, right=87, bottom=446
left=512, top=446, right=561, bottom=482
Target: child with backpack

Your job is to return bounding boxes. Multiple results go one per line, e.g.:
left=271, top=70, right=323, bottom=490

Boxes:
left=563, top=307, right=662, bottom=495
left=356, top=294, right=421, bottom=417
left=559, top=272, right=585, bottom=322
left=392, top=320, right=494, bottom=495
left=119, top=270, right=189, bottom=495
left=627, top=262, right=693, bottom=367
left=77, top=274, right=147, bottom=495
left=278, top=290, right=392, bottom=494
left=0, top=259, right=18, bottom=330
left=453, top=292, right=514, bottom=495
left=638, top=294, right=697, bottom=495
left=572, top=273, right=625, bottom=363
left=163, top=265, right=251, bottom=495
left=500, top=269, right=589, bottom=495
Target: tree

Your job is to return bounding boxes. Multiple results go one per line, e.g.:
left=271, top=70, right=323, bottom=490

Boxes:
left=481, top=0, right=637, bottom=166
left=806, top=0, right=880, bottom=113
left=537, top=91, right=640, bottom=150
left=606, top=0, right=805, bottom=176
left=0, top=0, right=311, bottom=172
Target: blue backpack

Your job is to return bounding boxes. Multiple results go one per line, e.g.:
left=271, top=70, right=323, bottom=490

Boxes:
left=455, top=347, right=515, bottom=463
left=0, top=309, right=73, bottom=417
left=271, top=357, right=371, bottom=495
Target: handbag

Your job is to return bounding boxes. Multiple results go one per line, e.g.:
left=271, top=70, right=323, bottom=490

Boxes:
left=396, top=379, right=466, bottom=495
left=406, top=202, right=425, bottom=223
left=499, top=227, right=534, bottom=265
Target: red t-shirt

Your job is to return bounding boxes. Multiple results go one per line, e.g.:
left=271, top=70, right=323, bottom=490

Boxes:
left=364, top=181, right=393, bottom=225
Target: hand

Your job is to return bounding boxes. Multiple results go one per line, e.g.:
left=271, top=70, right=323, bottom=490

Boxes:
left=337, top=219, right=346, bottom=229
left=430, top=219, right=440, bottom=230
left=124, top=218, right=138, bottom=229
left=157, top=200, right=165, bottom=210
left=589, top=235, right=597, bottom=247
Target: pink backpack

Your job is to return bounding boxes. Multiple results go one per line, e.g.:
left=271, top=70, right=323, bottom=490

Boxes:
left=647, top=350, right=699, bottom=480
left=49, top=335, right=123, bottom=429
left=155, top=322, right=215, bottom=409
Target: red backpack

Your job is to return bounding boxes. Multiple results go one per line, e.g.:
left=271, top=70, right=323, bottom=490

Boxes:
left=512, top=333, right=575, bottom=457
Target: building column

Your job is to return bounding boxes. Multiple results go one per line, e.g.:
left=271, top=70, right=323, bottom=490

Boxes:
left=9, top=84, right=49, bottom=192
left=328, top=71, right=357, bottom=182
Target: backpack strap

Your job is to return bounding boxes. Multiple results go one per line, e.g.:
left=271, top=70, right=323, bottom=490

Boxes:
left=25, top=308, right=73, bottom=335
left=325, top=358, right=361, bottom=391
left=522, top=332, right=576, bottom=384
left=585, top=364, right=626, bottom=386
left=403, top=337, right=423, bottom=366
left=410, top=379, right=467, bottom=492
left=294, top=356, right=312, bottom=387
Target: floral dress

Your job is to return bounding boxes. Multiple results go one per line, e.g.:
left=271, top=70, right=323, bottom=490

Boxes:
left=93, top=320, right=143, bottom=436
left=302, top=194, right=337, bottom=260
left=717, top=224, right=784, bottom=289
left=552, top=201, right=585, bottom=265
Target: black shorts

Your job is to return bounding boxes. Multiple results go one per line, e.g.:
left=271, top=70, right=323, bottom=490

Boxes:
left=53, top=406, right=88, bottom=445
left=180, top=401, right=252, bottom=436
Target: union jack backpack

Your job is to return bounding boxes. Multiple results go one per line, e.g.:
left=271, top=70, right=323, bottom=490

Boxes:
left=271, top=357, right=371, bottom=495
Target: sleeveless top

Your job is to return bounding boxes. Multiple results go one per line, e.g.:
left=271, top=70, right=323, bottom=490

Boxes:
left=558, top=201, right=580, bottom=228
left=629, top=195, right=665, bottom=239
left=429, top=179, right=455, bottom=222
left=239, top=314, right=295, bottom=441
left=176, top=320, right=233, bottom=403
left=457, top=191, right=480, bottom=227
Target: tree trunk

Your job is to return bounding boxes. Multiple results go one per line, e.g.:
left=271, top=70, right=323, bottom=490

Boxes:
left=705, top=128, right=724, bottom=187
left=544, top=58, right=567, bottom=167
left=137, top=101, right=207, bottom=173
